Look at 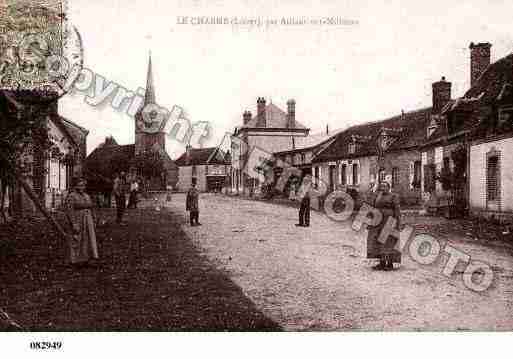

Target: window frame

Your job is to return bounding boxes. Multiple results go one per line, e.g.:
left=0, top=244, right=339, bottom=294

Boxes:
left=352, top=163, right=359, bottom=185
left=392, top=167, right=399, bottom=188
left=486, top=150, right=501, bottom=206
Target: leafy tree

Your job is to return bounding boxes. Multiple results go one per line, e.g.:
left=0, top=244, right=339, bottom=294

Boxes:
left=0, top=92, right=53, bottom=220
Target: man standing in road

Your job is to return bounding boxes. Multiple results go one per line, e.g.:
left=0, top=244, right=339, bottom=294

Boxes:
left=296, top=188, right=310, bottom=227
left=186, top=181, right=201, bottom=226
left=113, top=172, right=127, bottom=225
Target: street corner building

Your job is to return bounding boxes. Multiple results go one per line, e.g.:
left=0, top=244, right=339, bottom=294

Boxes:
left=175, top=146, right=231, bottom=192
left=230, top=97, right=310, bottom=196
left=0, top=90, right=88, bottom=215
left=85, top=53, right=179, bottom=195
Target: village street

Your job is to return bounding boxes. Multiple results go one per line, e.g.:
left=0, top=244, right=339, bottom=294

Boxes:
left=167, top=193, right=513, bottom=331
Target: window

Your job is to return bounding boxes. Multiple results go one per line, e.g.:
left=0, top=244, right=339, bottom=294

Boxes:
left=487, top=155, right=499, bottom=202
left=348, top=142, right=356, bottom=154
left=392, top=167, right=399, bottom=188
left=192, top=165, right=197, bottom=176
left=352, top=163, right=359, bottom=185
left=498, top=107, right=513, bottom=128
left=301, top=153, right=305, bottom=164
left=378, top=169, right=386, bottom=182
left=314, top=166, right=319, bottom=183
left=423, top=164, right=436, bottom=192
left=443, top=157, right=450, bottom=172
left=413, top=160, right=421, bottom=188
left=340, top=164, right=347, bottom=185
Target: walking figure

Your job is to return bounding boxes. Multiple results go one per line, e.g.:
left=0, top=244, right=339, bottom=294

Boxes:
left=186, top=182, right=201, bottom=226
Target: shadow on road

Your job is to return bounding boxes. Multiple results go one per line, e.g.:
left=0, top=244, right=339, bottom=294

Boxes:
left=0, top=209, right=281, bottom=331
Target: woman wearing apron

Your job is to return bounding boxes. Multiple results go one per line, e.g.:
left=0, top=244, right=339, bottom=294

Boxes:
left=367, top=181, right=402, bottom=270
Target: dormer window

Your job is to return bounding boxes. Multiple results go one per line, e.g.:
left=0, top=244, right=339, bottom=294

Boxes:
left=498, top=107, right=513, bottom=128
left=427, top=116, right=439, bottom=137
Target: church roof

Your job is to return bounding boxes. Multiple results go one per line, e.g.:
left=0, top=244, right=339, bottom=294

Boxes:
left=144, top=53, right=156, bottom=105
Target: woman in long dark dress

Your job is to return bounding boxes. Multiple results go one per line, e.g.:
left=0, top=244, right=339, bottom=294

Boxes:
left=366, top=181, right=402, bottom=270
left=65, top=178, right=99, bottom=265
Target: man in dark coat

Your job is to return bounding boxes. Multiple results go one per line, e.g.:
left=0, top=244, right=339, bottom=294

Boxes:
left=296, top=189, right=310, bottom=227
left=186, top=182, right=200, bottom=226
left=113, top=172, right=127, bottom=225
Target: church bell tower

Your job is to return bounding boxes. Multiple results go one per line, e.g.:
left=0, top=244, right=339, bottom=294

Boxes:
left=135, top=52, right=166, bottom=155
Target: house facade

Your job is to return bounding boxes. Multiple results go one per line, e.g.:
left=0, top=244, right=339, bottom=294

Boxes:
left=418, top=42, right=509, bottom=217
left=0, top=90, right=88, bottom=215
left=271, top=129, right=341, bottom=196
left=231, top=98, right=310, bottom=195
left=175, top=146, right=231, bottom=192
left=313, top=108, right=430, bottom=205
left=466, top=52, right=513, bottom=220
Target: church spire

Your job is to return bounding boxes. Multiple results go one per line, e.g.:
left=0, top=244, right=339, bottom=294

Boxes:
left=144, top=51, right=156, bottom=104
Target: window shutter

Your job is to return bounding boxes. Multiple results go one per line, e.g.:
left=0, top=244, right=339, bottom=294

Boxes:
left=409, top=162, right=414, bottom=189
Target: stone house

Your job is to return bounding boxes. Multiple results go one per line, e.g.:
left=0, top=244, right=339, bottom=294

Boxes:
left=466, top=53, right=513, bottom=220
left=272, top=128, right=342, bottom=195
left=313, top=108, right=430, bottom=205
left=230, top=98, right=310, bottom=195
left=0, top=90, right=88, bottom=215
left=175, top=146, right=231, bottom=192
left=418, top=42, right=505, bottom=216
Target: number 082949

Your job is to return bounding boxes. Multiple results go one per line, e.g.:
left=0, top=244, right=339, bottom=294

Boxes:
left=29, top=342, right=63, bottom=350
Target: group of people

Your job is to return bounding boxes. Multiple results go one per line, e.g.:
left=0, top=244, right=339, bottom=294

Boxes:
left=63, top=174, right=402, bottom=271
left=113, top=172, right=140, bottom=225
left=63, top=173, right=140, bottom=267
left=293, top=180, right=402, bottom=270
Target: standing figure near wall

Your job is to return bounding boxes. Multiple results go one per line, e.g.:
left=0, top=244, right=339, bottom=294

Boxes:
left=366, top=181, right=402, bottom=270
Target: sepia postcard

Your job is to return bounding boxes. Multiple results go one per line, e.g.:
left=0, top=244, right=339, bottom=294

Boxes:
left=0, top=0, right=512, bottom=357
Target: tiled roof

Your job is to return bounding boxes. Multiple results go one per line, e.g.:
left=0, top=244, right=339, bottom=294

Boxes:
left=241, top=103, right=307, bottom=129
left=314, top=107, right=432, bottom=163
left=275, top=128, right=345, bottom=154
left=464, top=53, right=513, bottom=105
left=426, top=52, right=513, bottom=144
left=86, top=143, right=135, bottom=169
left=175, top=147, right=230, bottom=166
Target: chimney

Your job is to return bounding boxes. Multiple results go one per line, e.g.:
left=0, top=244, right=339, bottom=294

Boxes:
left=432, top=76, right=452, bottom=113
left=243, top=110, right=252, bottom=125
left=286, top=99, right=296, bottom=128
left=256, top=97, right=266, bottom=127
left=469, top=42, right=492, bottom=87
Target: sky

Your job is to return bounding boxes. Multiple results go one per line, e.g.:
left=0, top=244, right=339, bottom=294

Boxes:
left=58, top=0, right=513, bottom=158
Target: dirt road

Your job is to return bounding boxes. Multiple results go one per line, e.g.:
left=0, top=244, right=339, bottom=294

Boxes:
left=168, top=193, right=513, bottom=331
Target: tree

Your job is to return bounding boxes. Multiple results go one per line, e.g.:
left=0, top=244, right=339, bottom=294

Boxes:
left=0, top=92, right=53, bottom=221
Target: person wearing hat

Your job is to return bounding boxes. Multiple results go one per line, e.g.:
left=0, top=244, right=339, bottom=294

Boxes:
left=186, top=179, right=201, bottom=226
